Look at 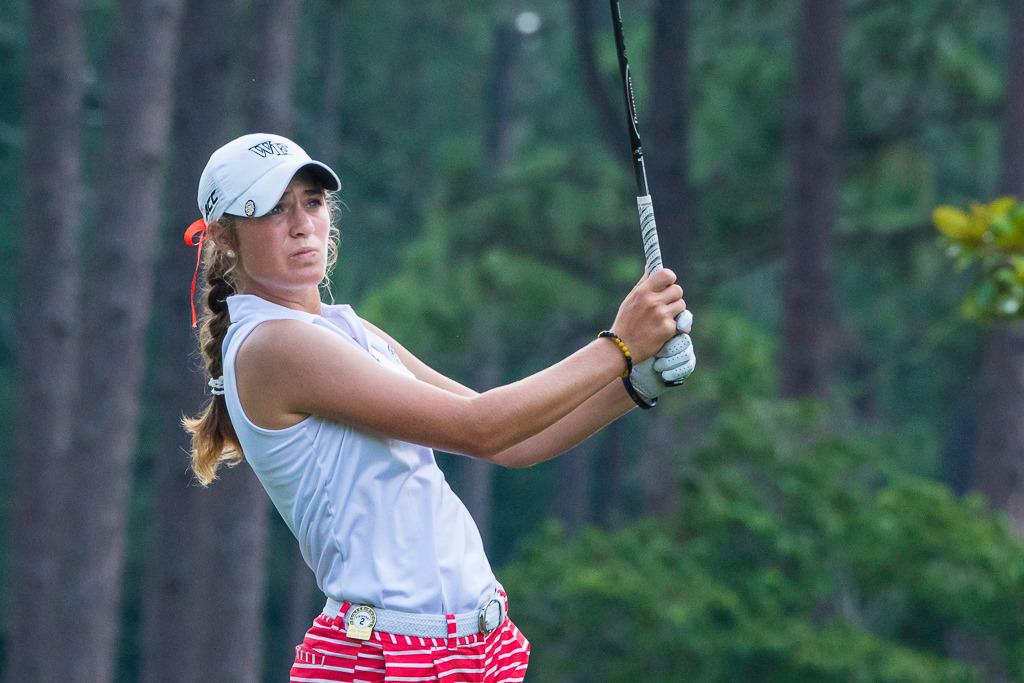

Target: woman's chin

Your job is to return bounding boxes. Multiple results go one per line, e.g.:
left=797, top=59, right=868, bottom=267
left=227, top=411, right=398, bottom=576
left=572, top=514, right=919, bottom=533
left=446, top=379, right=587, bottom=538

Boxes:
left=285, top=266, right=328, bottom=289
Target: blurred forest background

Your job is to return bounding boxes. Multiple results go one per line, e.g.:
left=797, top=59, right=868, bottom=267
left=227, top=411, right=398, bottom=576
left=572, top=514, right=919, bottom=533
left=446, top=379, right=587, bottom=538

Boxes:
left=4, top=0, right=1024, bottom=681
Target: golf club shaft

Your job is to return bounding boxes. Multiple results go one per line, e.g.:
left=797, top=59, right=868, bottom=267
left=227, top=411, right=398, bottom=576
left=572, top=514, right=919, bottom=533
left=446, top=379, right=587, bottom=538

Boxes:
left=610, top=0, right=663, bottom=275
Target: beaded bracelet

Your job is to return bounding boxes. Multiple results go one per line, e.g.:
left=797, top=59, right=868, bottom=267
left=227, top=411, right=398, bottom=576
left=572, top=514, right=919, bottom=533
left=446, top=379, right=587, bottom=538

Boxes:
left=597, top=330, right=633, bottom=378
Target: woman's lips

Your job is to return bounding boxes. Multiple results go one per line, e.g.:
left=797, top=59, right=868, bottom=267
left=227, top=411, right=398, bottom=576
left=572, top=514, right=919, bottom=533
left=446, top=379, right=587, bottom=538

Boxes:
left=290, top=248, right=318, bottom=258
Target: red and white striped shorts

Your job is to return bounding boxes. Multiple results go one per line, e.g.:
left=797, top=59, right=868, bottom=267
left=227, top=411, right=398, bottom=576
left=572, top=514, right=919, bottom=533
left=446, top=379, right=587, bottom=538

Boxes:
left=289, top=595, right=530, bottom=682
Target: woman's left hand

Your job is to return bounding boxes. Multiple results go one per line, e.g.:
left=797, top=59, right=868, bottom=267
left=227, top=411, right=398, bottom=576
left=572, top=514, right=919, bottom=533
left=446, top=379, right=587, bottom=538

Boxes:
left=627, top=310, right=696, bottom=399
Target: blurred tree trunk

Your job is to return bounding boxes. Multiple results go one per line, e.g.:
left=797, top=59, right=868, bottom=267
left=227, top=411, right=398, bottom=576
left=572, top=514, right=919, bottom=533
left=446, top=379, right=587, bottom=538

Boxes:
left=570, top=0, right=626, bottom=158
left=780, top=0, right=843, bottom=398
left=642, top=408, right=683, bottom=515
left=550, top=406, right=598, bottom=535
left=942, top=391, right=980, bottom=496
left=311, top=1, right=346, bottom=166
left=138, top=0, right=234, bottom=680
left=550, top=443, right=596, bottom=533
left=549, top=333, right=600, bottom=535
left=5, top=2, right=84, bottom=682
left=246, top=0, right=299, bottom=134
left=56, top=0, right=185, bottom=679
left=646, top=0, right=692, bottom=277
left=972, top=0, right=1024, bottom=531
left=952, top=6, right=1024, bottom=667
left=196, top=469, right=272, bottom=682
left=641, top=0, right=692, bottom=517
left=485, top=20, right=521, bottom=169
left=594, top=420, right=626, bottom=526
left=461, top=312, right=502, bottom=547
left=457, top=17, right=525, bottom=547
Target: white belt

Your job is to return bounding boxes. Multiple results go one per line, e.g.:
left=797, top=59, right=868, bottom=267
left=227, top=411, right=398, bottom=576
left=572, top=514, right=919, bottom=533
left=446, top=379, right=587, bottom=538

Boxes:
left=323, top=591, right=507, bottom=639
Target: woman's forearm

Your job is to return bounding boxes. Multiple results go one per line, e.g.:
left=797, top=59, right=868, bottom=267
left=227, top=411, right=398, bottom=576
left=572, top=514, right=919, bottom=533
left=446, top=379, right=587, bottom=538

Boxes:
left=486, top=377, right=635, bottom=468
left=460, top=339, right=629, bottom=456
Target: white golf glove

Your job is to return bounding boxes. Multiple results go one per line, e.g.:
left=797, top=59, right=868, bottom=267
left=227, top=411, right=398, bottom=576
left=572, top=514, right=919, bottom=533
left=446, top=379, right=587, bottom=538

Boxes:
left=628, top=310, right=696, bottom=400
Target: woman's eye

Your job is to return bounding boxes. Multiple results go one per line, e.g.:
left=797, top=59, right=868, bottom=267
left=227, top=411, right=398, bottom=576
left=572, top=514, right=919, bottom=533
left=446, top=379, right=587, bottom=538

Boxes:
left=268, top=205, right=284, bottom=215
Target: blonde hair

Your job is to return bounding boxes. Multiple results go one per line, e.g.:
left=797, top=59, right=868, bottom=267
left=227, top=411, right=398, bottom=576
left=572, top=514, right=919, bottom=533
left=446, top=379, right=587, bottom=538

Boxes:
left=182, top=185, right=341, bottom=486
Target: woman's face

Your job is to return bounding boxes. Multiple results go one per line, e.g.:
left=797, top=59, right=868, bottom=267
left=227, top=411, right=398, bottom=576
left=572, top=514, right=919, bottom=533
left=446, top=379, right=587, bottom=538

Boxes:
left=231, top=172, right=330, bottom=298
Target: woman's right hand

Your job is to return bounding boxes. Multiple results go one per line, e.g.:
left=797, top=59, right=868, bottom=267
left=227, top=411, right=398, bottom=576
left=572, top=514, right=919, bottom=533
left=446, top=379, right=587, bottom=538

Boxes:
left=610, top=268, right=686, bottom=363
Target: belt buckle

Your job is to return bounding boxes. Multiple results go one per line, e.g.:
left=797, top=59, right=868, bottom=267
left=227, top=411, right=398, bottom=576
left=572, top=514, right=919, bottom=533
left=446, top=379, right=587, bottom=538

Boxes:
left=345, top=605, right=376, bottom=640
left=478, top=597, right=503, bottom=636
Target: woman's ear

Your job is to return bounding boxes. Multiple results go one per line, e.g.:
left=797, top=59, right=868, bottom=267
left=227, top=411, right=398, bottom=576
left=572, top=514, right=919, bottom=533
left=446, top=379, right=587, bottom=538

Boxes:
left=207, top=220, right=238, bottom=252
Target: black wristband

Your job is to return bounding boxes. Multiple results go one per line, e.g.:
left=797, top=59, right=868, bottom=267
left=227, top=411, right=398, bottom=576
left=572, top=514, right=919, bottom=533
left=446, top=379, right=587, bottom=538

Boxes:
left=622, top=377, right=657, bottom=409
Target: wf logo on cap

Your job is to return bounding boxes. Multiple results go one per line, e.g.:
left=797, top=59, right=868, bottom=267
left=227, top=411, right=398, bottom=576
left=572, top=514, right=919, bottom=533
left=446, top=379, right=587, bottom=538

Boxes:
left=248, top=140, right=291, bottom=158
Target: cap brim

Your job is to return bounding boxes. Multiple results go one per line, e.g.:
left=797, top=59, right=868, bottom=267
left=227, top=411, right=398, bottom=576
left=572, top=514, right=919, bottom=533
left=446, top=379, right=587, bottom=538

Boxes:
left=224, top=159, right=341, bottom=218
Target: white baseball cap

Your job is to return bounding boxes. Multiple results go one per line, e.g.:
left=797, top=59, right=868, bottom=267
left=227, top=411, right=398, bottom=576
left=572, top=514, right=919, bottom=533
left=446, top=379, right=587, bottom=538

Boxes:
left=196, top=132, right=340, bottom=223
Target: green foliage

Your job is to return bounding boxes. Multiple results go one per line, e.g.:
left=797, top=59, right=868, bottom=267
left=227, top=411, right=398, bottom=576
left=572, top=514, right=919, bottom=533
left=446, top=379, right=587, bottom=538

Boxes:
left=503, top=405, right=1024, bottom=682
left=360, top=144, right=641, bottom=380
left=502, top=301, right=1022, bottom=681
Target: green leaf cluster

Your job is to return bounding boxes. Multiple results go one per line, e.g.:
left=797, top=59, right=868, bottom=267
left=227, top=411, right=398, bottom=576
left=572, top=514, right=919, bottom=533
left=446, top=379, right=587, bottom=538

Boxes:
left=932, top=197, right=1024, bottom=320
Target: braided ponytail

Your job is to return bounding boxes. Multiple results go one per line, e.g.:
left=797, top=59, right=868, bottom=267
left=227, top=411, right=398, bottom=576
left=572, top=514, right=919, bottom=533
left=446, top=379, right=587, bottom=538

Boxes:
left=182, top=216, right=244, bottom=486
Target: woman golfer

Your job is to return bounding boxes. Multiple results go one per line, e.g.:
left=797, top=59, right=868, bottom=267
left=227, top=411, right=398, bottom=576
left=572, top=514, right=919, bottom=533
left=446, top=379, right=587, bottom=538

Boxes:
left=182, top=133, right=695, bottom=682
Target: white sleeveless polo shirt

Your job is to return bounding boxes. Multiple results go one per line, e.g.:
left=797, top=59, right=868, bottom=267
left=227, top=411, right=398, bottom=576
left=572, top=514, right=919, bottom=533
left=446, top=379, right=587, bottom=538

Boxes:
left=221, top=294, right=497, bottom=614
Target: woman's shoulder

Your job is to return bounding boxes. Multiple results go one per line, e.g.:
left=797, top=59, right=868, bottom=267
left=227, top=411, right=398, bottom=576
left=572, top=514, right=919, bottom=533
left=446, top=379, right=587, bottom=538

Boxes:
left=229, top=318, right=329, bottom=432
left=231, top=317, right=366, bottom=419
left=237, top=317, right=331, bottom=361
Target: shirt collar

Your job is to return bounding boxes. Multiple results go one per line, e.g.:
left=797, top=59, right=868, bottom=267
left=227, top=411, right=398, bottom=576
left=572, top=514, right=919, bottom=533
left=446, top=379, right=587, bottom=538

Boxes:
left=226, top=294, right=321, bottom=324
left=225, top=294, right=369, bottom=351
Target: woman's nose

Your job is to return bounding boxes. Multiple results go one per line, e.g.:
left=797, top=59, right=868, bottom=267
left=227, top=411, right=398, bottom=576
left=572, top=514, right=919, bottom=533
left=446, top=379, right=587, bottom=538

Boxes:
left=289, top=208, right=313, bottom=236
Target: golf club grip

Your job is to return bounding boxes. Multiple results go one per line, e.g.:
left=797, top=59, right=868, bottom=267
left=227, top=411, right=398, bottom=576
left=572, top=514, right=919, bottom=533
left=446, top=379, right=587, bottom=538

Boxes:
left=637, top=194, right=664, bottom=274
